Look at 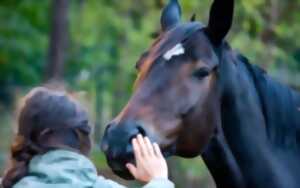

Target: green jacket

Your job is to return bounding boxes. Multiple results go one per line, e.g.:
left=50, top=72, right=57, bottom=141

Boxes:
left=13, top=150, right=174, bottom=188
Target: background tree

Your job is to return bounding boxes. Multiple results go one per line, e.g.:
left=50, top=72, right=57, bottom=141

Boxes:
left=45, top=0, right=69, bottom=81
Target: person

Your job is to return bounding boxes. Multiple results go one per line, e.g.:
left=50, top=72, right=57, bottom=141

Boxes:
left=1, top=87, right=174, bottom=188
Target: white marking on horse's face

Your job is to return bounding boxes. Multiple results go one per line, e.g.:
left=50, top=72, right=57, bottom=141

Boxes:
left=163, top=43, right=185, bottom=61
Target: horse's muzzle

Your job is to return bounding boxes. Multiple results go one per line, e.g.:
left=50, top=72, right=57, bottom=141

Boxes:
left=100, top=121, right=147, bottom=179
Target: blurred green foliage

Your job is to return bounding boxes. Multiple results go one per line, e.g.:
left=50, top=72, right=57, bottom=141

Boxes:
left=0, top=0, right=299, bottom=187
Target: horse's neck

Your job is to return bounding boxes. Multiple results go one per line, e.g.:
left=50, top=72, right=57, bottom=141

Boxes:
left=202, top=131, right=246, bottom=188
left=219, top=47, right=300, bottom=148
left=244, top=61, right=300, bottom=149
left=218, top=48, right=298, bottom=187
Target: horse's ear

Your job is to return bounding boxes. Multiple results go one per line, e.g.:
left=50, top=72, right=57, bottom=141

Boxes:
left=161, top=0, right=182, bottom=31
left=205, top=0, right=234, bottom=46
left=190, top=13, right=196, bottom=22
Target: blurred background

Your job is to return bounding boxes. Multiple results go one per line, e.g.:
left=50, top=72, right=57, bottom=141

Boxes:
left=0, top=0, right=299, bottom=187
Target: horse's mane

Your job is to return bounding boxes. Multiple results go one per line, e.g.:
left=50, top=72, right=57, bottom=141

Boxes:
left=237, top=54, right=300, bottom=149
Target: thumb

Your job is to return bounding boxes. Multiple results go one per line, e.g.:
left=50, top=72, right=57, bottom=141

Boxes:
left=126, top=163, right=138, bottom=178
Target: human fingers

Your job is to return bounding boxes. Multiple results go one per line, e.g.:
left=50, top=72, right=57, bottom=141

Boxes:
left=144, top=137, right=155, bottom=156
left=137, top=134, right=147, bottom=157
left=153, top=142, right=164, bottom=158
left=126, top=163, right=138, bottom=179
left=132, top=138, right=142, bottom=161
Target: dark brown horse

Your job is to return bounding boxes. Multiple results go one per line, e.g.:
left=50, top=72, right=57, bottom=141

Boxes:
left=101, top=0, right=300, bottom=187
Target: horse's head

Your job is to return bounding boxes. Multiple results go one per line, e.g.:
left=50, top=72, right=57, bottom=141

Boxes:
left=101, top=0, right=234, bottom=179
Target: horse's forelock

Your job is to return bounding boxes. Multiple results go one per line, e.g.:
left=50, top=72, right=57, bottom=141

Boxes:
left=137, top=23, right=205, bottom=81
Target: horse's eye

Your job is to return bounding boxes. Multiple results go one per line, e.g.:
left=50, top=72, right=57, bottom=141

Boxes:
left=192, top=68, right=210, bottom=79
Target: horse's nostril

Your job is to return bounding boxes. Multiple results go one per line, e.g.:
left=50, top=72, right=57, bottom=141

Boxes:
left=129, top=135, right=136, bottom=144
left=128, top=126, right=147, bottom=144
left=137, top=126, right=146, bottom=136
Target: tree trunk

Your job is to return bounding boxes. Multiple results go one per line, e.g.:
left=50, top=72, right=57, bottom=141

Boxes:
left=95, top=85, right=104, bottom=142
left=45, top=0, right=69, bottom=81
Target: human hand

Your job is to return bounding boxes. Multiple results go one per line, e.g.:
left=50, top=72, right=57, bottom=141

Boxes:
left=126, top=134, right=168, bottom=183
